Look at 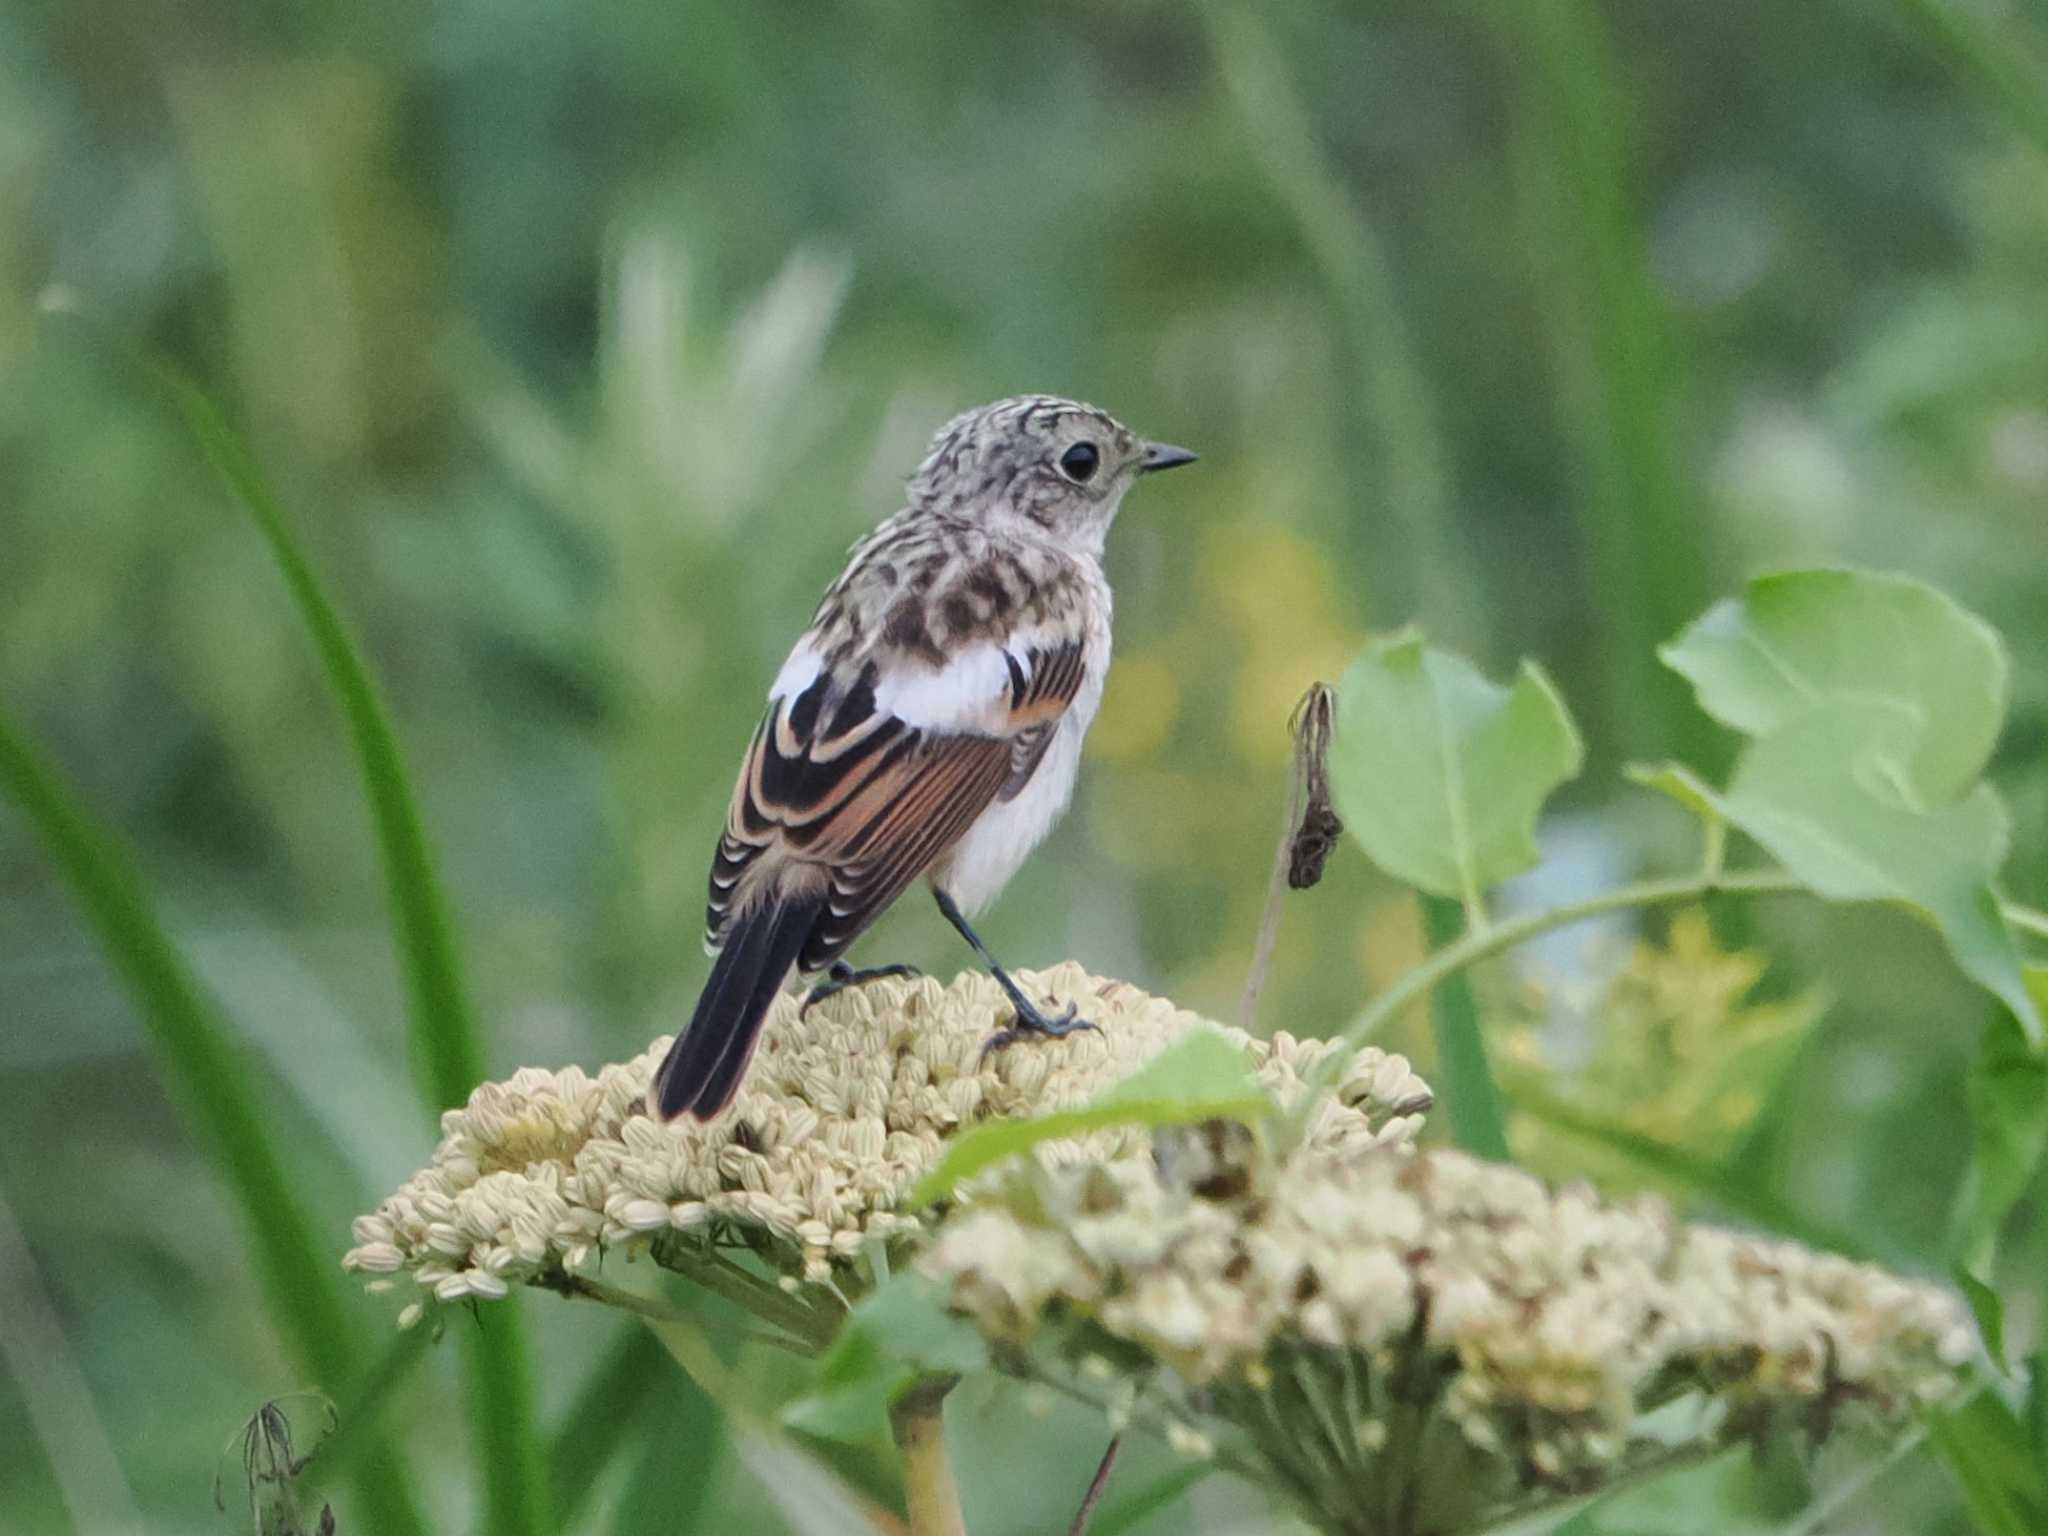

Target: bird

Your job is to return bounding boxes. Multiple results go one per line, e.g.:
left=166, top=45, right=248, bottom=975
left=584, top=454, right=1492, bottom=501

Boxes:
left=647, top=395, right=1198, bottom=1121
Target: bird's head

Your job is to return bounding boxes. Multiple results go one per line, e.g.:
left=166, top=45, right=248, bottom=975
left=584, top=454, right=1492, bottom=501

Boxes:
left=906, top=395, right=1196, bottom=553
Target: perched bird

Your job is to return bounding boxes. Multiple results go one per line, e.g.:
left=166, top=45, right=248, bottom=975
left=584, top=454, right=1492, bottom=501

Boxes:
left=648, top=396, right=1197, bottom=1121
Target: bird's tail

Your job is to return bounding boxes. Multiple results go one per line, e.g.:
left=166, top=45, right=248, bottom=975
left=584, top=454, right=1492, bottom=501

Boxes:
left=648, top=892, right=822, bottom=1122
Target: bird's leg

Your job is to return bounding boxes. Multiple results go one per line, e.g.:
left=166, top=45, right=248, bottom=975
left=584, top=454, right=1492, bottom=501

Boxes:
left=931, top=888, right=1097, bottom=1060
left=800, top=960, right=924, bottom=1015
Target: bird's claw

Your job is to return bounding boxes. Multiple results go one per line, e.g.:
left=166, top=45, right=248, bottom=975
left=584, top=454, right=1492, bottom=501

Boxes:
left=800, top=961, right=922, bottom=1016
left=978, top=997, right=1099, bottom=1065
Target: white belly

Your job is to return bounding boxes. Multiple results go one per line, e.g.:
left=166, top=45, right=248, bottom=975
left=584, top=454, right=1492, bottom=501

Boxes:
left=934, top=659, right=1104, bottom=915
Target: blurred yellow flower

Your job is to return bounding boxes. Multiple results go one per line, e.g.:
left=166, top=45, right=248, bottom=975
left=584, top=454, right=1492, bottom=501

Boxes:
left=1088, top=651, right=1181, bottom=764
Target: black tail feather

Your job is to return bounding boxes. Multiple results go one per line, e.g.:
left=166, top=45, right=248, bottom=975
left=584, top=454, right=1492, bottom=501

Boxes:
left=650, top=893, right=822, bottom=1121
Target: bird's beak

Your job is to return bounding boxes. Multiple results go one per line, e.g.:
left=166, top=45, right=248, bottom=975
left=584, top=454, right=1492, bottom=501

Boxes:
left=1137, top=442, right=1199, bottom=475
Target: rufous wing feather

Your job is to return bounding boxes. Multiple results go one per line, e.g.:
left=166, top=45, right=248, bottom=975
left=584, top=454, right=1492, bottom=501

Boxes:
left=703, top=639, right=1089, bottom=966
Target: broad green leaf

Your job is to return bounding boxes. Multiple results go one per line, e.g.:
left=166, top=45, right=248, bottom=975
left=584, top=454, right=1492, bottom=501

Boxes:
left=781, top=1275, right=986, bottom=1445
left=1661, top=569, right=2006, bottom=806
left=1332, top=632, right=1583, bottom=906
left=910, top=1029, right=1269, bottom=1206
left=1926, top=1387, right=2048, bottom=1536
left=1711, top=702, right=2040, bottom=1042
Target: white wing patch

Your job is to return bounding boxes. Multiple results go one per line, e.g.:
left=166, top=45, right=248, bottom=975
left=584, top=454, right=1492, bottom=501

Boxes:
left=771, top=626, right=1067, bottom=736
left=769, top=641, right=825, bottom=703
left=873, top=642, right=1013, bottom=733
left=877, top=624, right=1069, bottom=733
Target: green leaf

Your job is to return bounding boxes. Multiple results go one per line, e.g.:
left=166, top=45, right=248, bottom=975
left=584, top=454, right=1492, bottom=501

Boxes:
left=1957, top=1271, right=2008, bottom=1372
left=781, top=1275, right=987, bottom=1445
left=1949, top=985, right=2048, bottom=1364
left=910, top=1029, right=1270, bottom=1206
left=1655, top=570, right=2038, bottom=1040
left=1710, top=702, right=2040, bottom=1042
left=1955, top=987, right=2048, bottom=1275
left=1332, top=632, right=1584, bottom=907
left=1926, top=1387, right=2048, bottom=1536
left=0, top=709, right=430, bottom=1536
left=1661, top=569, right=2006, bottom=806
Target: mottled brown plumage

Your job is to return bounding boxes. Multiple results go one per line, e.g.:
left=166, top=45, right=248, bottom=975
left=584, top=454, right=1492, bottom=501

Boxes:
left=650, top=395, right=1196, bottom=1121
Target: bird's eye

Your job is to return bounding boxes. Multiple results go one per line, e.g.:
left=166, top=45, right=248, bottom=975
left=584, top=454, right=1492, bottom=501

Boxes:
left=1058, top=442, right=1100, bottom=483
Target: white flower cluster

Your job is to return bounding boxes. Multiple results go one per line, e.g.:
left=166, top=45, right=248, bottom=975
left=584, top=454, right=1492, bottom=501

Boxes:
left=343, top=965, right=1432, bottom=1319
left=924, top=1132, right=1974, bottom=1511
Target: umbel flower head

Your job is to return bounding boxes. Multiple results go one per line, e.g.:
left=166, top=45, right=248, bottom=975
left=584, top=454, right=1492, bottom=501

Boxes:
left=343, top=965, right=1432, bottom=1324
left=923, top=1125, right=1975, bottom=1536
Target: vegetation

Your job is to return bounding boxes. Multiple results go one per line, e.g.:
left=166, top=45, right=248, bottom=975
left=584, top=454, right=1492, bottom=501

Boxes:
left=5, top=3, right=2048, bottom=1532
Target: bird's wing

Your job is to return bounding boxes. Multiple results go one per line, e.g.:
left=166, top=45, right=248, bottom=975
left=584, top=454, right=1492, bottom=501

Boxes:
left=706, top=626, right=1090, bottom=971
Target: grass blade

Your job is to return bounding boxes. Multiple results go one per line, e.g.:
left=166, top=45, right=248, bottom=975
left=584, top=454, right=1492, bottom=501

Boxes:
left=604, top=1347, right=725, bottom=1536
left=1489, top=0, right=1714, bottom=769
left=1421, top=896, right=1510, bottom=1160
left=550, top=1328, right=673, bottom=1530
left=1203, top=3, right=1469, bottom=636
left=0, top=709, right=430, bottom=1536
left=300, top=1322, right=436, bottom=1499
left=468, top=1302, right=549, bottom=1534
left=1925, top=1386, right=2048, bottom=1536
left=149, top=369, right=550, bottom=1536
left=1888, top=0, right=2048, bottom=156
left=155, top=368, right=485, bottom=1107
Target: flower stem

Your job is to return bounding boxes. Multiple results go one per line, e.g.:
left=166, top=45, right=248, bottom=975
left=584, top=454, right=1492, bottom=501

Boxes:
left=538, top=1270, right=821, bottom=1358
left=1067, top=1436, right=1122, bottom=1536
left=890, top=1375, right=966, bottom=1536
left=1347, top=867, right=1806, bottom=1049
left=1338, top=874, right=2048, bottom=1072
left=2006, top=902, right=2048, bottom=943
left=1281, top=866, right=1807, bottom=1137
left=649, top=1239, right=839, bottom=1348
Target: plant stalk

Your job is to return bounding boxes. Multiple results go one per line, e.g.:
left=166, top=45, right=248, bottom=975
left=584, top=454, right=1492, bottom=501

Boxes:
left=1353, top=868, right=1805, bottom=1047
left=1068, top=1436, right=1122, bottom=1536
left=890, top=1375, right=966, bottom=1536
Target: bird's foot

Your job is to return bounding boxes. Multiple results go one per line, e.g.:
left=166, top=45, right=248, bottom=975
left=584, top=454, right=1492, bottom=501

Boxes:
left=978, top=994, right=1099, bottom=1064
left=800, top=961, right=922, bottom=1015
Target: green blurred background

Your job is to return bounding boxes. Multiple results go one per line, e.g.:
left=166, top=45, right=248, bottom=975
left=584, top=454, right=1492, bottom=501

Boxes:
left=4, top=1, right=2047, bottom=1531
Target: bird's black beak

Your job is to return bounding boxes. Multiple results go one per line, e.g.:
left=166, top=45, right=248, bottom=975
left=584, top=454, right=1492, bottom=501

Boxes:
left=1138, top=442, right=1199, bottom=475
